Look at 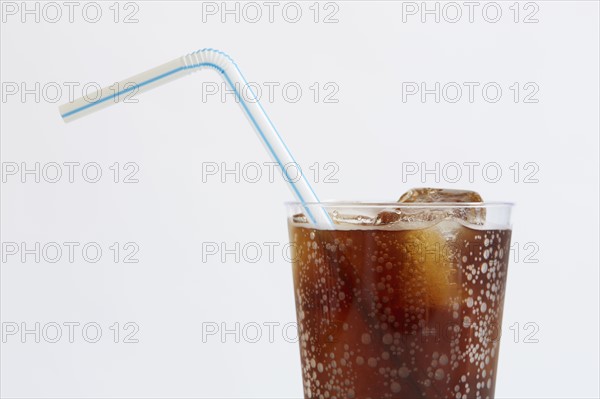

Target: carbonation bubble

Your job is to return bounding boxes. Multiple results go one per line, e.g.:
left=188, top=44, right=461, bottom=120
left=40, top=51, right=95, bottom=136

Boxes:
left=361, top=333, right=372, bottom=344
left=435, top=368, right=445, bottom=380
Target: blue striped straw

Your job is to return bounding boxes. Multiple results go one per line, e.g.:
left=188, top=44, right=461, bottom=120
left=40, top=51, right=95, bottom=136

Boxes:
left=59, top=48, right=332, bottom=227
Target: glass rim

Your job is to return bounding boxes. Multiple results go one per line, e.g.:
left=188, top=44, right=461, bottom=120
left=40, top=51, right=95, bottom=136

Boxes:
left=285, top=201, right=514, bottom=208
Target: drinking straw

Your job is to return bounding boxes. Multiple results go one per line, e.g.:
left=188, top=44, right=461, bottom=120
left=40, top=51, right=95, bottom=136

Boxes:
left=59, top=48, right=332, bottom=227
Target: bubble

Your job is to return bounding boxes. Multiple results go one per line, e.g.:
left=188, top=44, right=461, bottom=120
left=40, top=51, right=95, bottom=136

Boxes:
left=439, top=354, right=449, bottom=366
left=391, top=382, right=401, bottom=393
left=434, top=368, right=445, bottom=380
left=481, top=262, right=488, bottom=273
left=382, top=333, right=393, bottom=345
left=398, top=366, right=410, bottom=378
left=361, top=333, right=372, bottom=344
left=368, top=357, right=377, bottom=367
left=466, top=297, right=474, bottom=308
left=317, top=363, right=324, bottom=373
left=356, top=356, right=364, bottom=365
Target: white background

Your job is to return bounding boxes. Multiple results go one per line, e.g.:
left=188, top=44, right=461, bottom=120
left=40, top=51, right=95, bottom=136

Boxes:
left=1, top=1, right=599, bottom=398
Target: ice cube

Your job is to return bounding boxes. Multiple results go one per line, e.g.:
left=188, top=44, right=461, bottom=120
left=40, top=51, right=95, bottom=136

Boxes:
left=374, top=210, right=401, bottom=225
left=331, top=211, right=375, bottom=226
left=398, top=188, right=485, bottom=225
left=372, top=207, right=451, bottom=229
left=292, top=213, right=309, bottom=223
left=398, top=188, right=483, bottom=203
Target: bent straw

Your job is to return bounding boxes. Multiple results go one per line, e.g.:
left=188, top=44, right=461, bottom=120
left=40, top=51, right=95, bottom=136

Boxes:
left=59, top=48, right=332, bottom=227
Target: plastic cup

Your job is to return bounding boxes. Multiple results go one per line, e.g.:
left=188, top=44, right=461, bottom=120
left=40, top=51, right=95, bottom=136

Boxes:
left=286, top=202, right=513, bottom=399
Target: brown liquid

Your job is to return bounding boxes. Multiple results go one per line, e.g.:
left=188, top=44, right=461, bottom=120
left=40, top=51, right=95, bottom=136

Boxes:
left=289, top=221, right=511, bottom=399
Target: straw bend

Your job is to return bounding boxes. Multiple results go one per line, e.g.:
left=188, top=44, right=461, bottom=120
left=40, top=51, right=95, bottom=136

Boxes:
left=59, top=48, right=240, bottom=122
left=58, top=48, right=333, bottom=227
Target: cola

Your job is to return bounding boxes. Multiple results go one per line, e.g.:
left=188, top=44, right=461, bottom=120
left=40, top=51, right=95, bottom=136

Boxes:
left=288, top=203, right=512, bottom=399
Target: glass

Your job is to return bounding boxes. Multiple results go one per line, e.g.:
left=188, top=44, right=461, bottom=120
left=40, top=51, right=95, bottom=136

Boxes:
left=286, top=202, right=513, bottom=399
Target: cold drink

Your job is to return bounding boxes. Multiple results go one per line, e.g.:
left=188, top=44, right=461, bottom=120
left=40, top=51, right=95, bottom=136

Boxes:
left=287, top=201, right=512, bottom=399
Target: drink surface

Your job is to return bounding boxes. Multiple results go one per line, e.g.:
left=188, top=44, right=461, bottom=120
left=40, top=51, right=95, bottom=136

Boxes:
left=289, top=220, right=511, bottom=399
